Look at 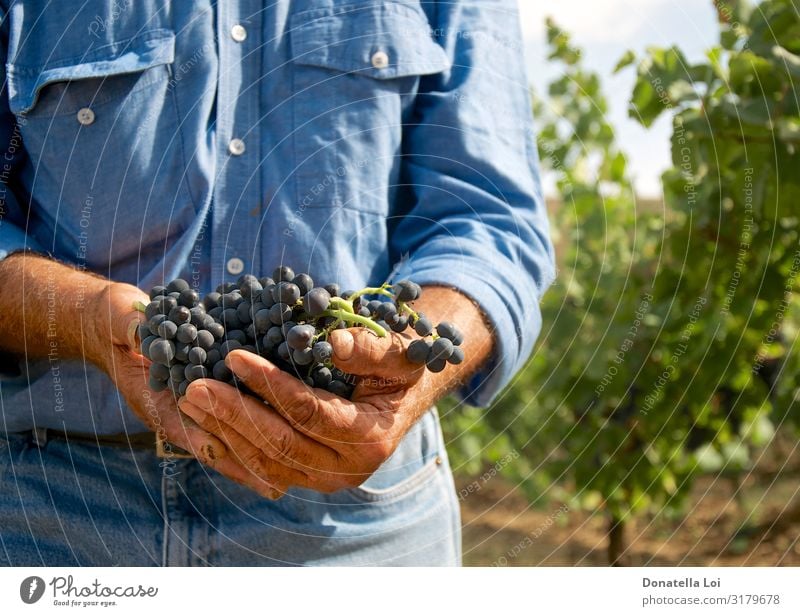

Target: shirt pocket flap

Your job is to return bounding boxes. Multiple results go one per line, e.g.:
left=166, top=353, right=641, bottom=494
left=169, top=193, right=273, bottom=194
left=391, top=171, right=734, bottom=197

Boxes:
left=6, top=28, right=175, bottom=115
left=289, top=2, right=450, bottom=79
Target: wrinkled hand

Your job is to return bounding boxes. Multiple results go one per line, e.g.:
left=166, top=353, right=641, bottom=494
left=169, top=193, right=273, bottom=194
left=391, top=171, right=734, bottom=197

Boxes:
left=93, top=282, right=280, bottom=498
left=178, top=327, right=445, bottom=495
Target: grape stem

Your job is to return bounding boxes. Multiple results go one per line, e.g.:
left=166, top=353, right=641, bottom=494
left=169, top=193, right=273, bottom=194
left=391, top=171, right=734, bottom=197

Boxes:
left=347, top=285, right=393, bottom=303
left=321, top=309, right=387, bottom=337
left=397, top=301, right=420, bottom=321
left=328, top=296, right=355, bottom=314
left=133, top=300, right=147, bottom=313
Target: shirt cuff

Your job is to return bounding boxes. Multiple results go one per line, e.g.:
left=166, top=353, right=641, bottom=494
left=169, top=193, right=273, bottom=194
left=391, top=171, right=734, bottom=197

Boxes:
left=0, top=221, right=45, bottom=261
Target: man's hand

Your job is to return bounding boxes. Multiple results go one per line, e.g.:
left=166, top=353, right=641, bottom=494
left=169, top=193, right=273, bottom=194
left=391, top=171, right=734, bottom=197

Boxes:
left=178, top=286, right=493, bottom=495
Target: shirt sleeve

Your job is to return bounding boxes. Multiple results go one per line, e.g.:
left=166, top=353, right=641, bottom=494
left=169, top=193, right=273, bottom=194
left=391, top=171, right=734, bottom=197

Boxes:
left=389, top=0, right=556, bottom=407
left=0, top=34, right=44, bottom=261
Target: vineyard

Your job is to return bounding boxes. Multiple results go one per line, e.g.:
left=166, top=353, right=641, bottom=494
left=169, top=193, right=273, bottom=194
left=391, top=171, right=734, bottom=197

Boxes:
left=442, top=0, right=800, bottom=565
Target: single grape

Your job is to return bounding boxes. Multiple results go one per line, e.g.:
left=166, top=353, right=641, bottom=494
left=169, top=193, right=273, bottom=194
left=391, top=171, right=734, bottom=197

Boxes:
left=188, top=346, right=207, bottom=365
left=303, top=287, right=331, bottom=316
left=277, top=341, right=291, bottom=361
left=178, top=380, right=190, bottom=396
left=168, top=292, right=181, bottom=299
left=406, top=339, right=431, bottom=364
left=144, top=301, right=162, bottom=320
left=327, top=380, right=350, bottom=398
left=221, top=308, right=242, bottom=330
left=413, top=315, right=433, bottom=337
left=157, top=320, right=178, bottom=340
left=195, top=329, right=215, bottom=350
left=447, top=346, right=465, bottom=365
left=292, top=347, right=314, bottom=365
left=179, top=288, right=199, bottom=308
left=273, top=281, right=301, bottom=305
left=280, top=321, right=297, bottom=337
left=205, top=348, right=222, bottom=366
left=203, top=292, right=221, bottom=310
left=149, top=339, right=176, bottom=364
left=167, top=278, right=190, bottom=294
left=184, top=364, right=208, bottom=382
left=236, top=301, right=253, bottom=325
left=190, top=307, right=207, bottom=327
left=149, top=285, right=167, bottom=300
left=207, top=322, right=225, bottom=340
left=390, top=315, right=409, bottom=332
left=137, top=323, right=152, bottom=342
left=170, top=364, right=186, bottom=382
left=226, top=329, right=248, bottom=345
left=254, top=309, right=272, bottom=334
left=366, top=299, right=382, bottom=315
left=376, top=302, right=397, bottom=320
left=208, top=306, right=223, bottom=320
left=212, top=361, right=232, bottom=381
left=436, top=322, right=463, bottom=345
left=149, top=363, right=170, bottom=382
left=269, top=302, right=292, bottom=325
left=273, top=265, right=295, bottom=282
left=292, top=273, right=314, bottom=295
left=169, top=305, right=191, bottom=324
left=302, top=376, right=315, bottom=388
left=220, top=340, right=242, bottom=358
left=245, top=323, right=257, bottom=340
left=174, top=343, right=191, bottom=362
left=323, top=283, right=340, bottom=297
left=312, top=341, right=333, bottom=363
left=392, top=280, right=421, bottom=302
left=425, top=357, right=447, bottom=373
left=312, top=365, right=333, bottom=388
left=267, top=326, right=284, bottom=345
left=287, top=324, right=315, bottom=350
left=238, top=276, right=262, bottom=299
left=430, top=337, right=454, bottom=361
left=158, top=296, right=178, bottom=315
left=358, top=306, right=371, bottom=318
left=259, top=276, right=275, bottom=288
left=176, top=323, right=198, bottom=344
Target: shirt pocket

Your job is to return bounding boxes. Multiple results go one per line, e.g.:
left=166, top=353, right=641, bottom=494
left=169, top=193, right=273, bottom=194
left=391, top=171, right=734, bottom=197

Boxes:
left=289, top=1, right=449, bottom=215
left=6, top=29, right=197, bottom=269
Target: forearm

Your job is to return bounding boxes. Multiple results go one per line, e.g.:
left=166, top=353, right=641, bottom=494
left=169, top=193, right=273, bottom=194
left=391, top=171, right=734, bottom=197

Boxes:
left=0, top=252, right=118, bottom=367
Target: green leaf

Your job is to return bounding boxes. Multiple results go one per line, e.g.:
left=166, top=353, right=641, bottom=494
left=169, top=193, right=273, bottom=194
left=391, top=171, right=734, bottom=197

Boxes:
left=614, top=50, right=636, bottom=74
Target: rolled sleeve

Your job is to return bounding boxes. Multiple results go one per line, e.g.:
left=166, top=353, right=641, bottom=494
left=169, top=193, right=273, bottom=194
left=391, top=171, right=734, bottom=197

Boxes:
left=390, top=1, right=555, bottom=406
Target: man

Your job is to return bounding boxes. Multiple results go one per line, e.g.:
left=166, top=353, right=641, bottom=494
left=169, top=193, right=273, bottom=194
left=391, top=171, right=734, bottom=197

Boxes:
left=0, top=0, right=553, bottom=565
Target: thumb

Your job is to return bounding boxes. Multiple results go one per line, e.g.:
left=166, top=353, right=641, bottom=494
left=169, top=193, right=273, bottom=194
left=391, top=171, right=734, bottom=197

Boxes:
left=104, top=282, right=148, bottom=349
left=329, top=328, right=410, bottom=377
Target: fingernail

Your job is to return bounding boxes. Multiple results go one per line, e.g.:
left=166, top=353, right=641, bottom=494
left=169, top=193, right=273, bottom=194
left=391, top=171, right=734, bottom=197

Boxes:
left=330, top=330, right=355, bottom=361
left=227, top=352, right=250, bottom=379
left=186, top=384, right=215, bottom=409
left=126, top=319, right=141, bottom=348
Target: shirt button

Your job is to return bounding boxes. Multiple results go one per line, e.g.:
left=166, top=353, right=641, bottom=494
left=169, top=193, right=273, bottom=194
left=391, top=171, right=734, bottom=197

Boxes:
left=77, top=107, right=95, bottom=125
left=371, top=50, right=389, bottom=69
left=228, top=138, right=245, bottom=156
left=231, top=24, right=247, bottom=43
left=226, top=258, right=245, bottom=275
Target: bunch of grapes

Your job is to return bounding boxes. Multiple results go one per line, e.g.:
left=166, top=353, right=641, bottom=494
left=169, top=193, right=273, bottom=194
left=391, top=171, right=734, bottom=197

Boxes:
left=136, top=266, right=465, bottom=400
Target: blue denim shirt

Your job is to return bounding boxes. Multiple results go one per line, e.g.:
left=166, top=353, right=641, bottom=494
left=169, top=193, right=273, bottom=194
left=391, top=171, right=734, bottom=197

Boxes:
left=0, top=0, right=554, bottom=434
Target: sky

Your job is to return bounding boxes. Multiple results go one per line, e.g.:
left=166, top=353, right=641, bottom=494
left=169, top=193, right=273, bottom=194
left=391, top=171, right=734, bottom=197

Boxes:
left=517, top=0, right=720, bottom=197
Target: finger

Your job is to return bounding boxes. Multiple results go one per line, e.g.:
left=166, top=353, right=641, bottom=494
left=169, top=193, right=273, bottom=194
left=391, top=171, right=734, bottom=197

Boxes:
left=154, top=400, right=228, bottom=466
left=184, top=379, right=340, bottom=472
left=224, top=350, right=357, bottom=439
left=328, top=328, right=411, bottom=377
left=179, top=399, right=311, bottom=494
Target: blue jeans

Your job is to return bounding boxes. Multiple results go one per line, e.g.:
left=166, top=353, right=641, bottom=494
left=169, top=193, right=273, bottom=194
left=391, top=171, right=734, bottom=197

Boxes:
left=0, top=410, right=461, bottom=566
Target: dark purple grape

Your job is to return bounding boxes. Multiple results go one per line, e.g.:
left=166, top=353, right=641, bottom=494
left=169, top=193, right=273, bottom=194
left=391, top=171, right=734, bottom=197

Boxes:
left=312, top=366, right=333, bottom=388
left=447, top=346, right=465, bottom=365
left=436, top=322, right=463, bottom=345
left=203, top=292, right=221, bottom=310
left=149, top=339, right=175, bottom=364
left=390, top=315, right=409, bottom=333
left=169, top=305, right=191, bottom=325
left=144, top=301, right=162, bottom=320
left=157, top=320, right=178, bottom=340
left=185, top=363, right=208, bottom=382
left=269, top=302, right=293, bottom=325
left=303, top=287, right=331, bottom=316
left=292, top=347, right=314, bottom=365
left=323, top=283, right=340, bottom=297
left=207, top=322, right=225, bottom=340
left=158, top=296, right=178, bottom=315
left=188, top=346, right=207, bottom=365
left=312, top=341, right=333, bottom=363
left=205, top=348, right=222, bottom=366
left=149, top=363, right=170, bottom=382
left=287, top=324, right=315, bottom=350
left=376, top=302, right=397, bottom=320
left=245, top=323, right=257, bottom=340
left=137, top=323, right=152, bottom=342
left=195, top=329, right=215, bottom=350
left=267, top=326, right=284, bottom=345
left=392, top=280, right=421, bottom=302
left=221, top=308, right=242, bottom=330
left=148, top=377, right=168, bottom=392
left=149, top=285, right=167, bottom=300
left=226, top=330, right=247, bottom=345
left=235, top=301, right=253, bottom=324
left=212, top=361, right=232, bottom=381
left=178, top=380, right=190, bottom=396
left=259, top=277, right=275, bottom=288
left=167, top=279, right=190, bottom=294
left=292, top=273, right=314, bottom=295
left=170, top=364, right=186, bottom=382
left=179, top=288, right=199, bottom=308
left=273, top=281, right=301, bottom=305
left=430, top=337, right=454, bottom=361
left=190, top=307, right=207, bottom=327
left=328, top=380, right=350, bottom=397
left=413, top=315, right=433, bottom=337
left=208, top=306, right=223, bottom=320
left=366, top=300, right=382, bottom=315
left=273, top=266, right=295, bottom=282
left=174, top=343, right=191, bottom=362
left=277, top=342, right=291, bottom=361
left=254, top=309, right=272, bottom=334
left=426, top=357, right=447, bottom=373
left=406, top=339, right=431, bottom=364
left=176, top=323, right=198, bottom=344
left=220, top=340, right=242, bottom=358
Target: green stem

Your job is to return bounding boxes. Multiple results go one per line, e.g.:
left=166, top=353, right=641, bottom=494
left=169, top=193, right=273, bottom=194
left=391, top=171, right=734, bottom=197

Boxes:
left=321, top=309, right=387, bottom=337
left=329, top=296, right=355, bottom=314
left=398, top=301, right=420, bottom=321
left=347, top=285, right=393, bottom=303
left=133, top=300, right=147, bottom=313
